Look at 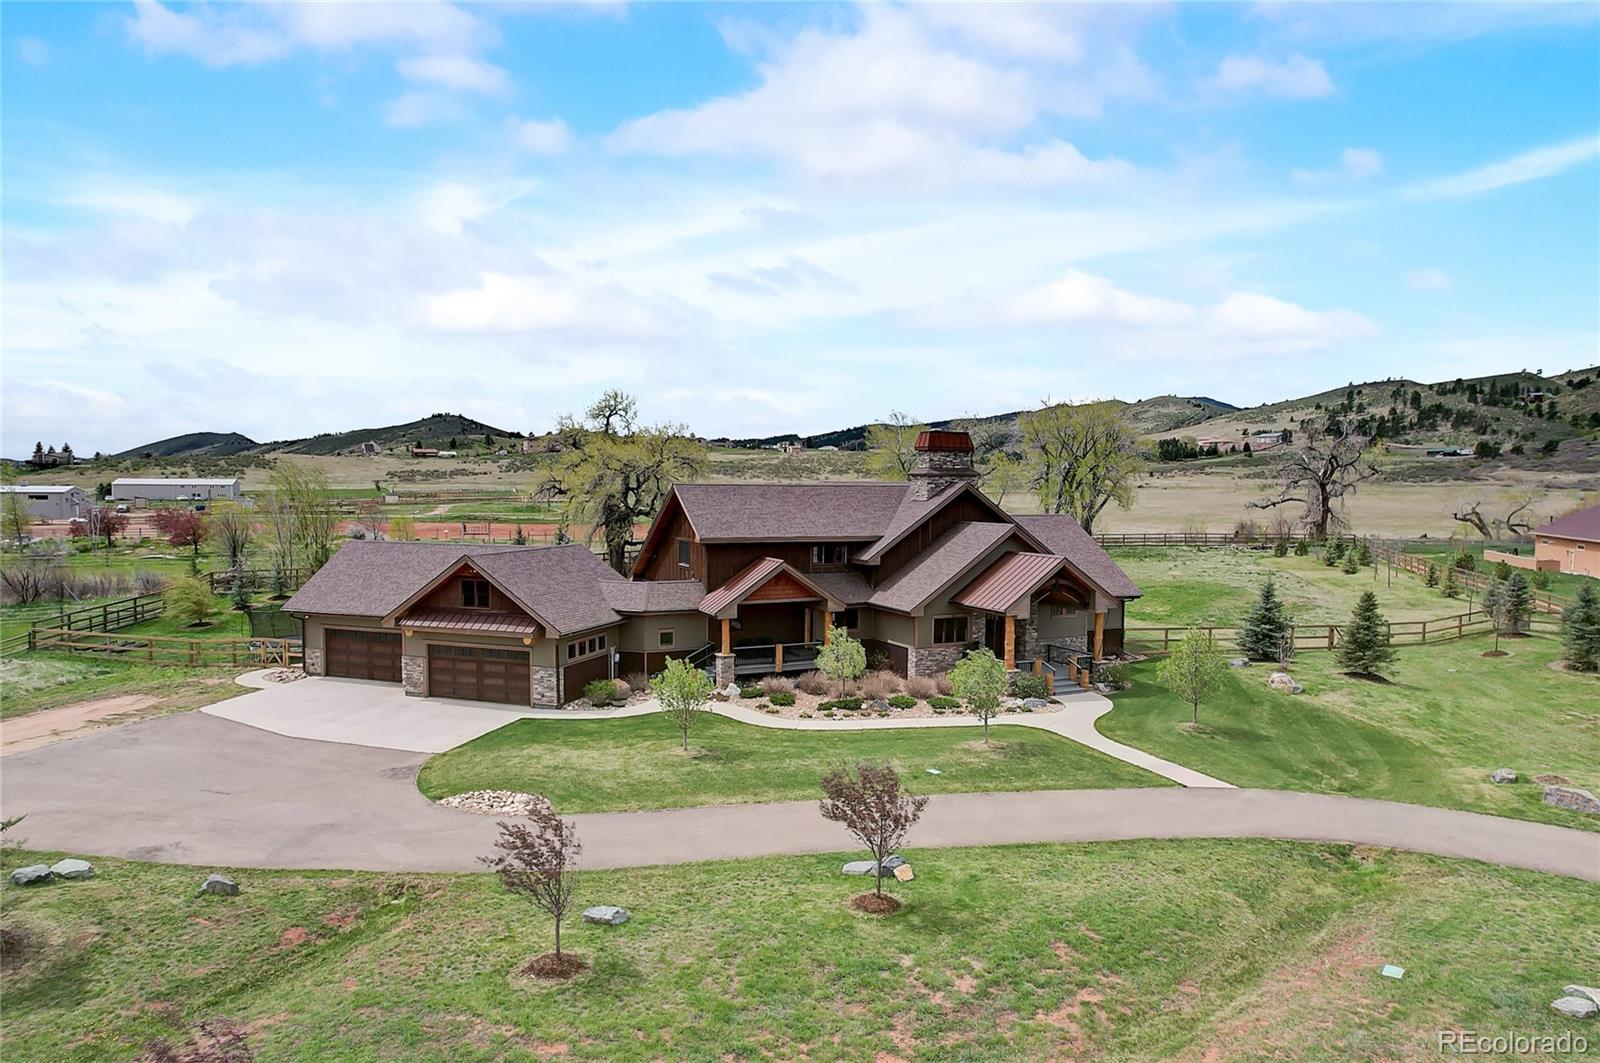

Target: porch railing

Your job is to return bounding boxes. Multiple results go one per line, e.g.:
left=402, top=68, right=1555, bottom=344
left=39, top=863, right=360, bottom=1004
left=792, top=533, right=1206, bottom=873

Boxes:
left=731, top=641, right=821, bottom=675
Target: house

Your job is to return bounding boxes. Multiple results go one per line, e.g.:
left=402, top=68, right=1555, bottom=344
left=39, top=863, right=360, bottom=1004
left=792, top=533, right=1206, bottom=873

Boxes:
left=1534, top=505, right=1600, bottom=577
left=109, top=478, right=241, bottom=503
left=410, top=447, right=439, bottom=458
left=284, top=430, right=1141, bottom=708
left=0, top=484, right=88, bottom=520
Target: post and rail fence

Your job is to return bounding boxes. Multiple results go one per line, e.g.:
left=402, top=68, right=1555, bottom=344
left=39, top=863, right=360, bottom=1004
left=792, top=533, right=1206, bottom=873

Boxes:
left=0, top=592, right=167, bottom=656
left=24, top=627, right=298, bottom=668
left=1123, top=609, right=1559, bottom=658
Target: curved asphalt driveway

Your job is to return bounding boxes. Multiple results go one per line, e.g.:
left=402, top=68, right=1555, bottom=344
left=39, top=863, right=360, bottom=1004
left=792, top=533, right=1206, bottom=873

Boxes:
left=2, top=713, right=1597, bottom=881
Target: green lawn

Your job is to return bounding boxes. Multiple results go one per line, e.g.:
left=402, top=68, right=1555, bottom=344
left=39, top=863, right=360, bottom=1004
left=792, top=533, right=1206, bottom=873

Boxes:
left=0, top=654, right=247, bottom=720
left=1099, top=634, right=1600, bottom=830
left=1404, top=540, right=1596, bottom=599
left=417, top=712, right=1167, bottom=811
left=1111, top=546, right=1467, bottom=627
left=3, top=841, right=1595, bottom=1061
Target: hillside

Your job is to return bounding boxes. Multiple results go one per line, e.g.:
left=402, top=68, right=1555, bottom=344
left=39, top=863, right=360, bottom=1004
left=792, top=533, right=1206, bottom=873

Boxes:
left=114, top=431, right=258, bottom=458
left=263, top=413, right=521, bottom=456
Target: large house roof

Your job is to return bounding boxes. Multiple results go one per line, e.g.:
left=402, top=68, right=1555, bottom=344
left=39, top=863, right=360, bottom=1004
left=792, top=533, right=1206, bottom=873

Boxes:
left=0, top=485, right=80, bottom=494
left=467, top=546, right=625, bottom=634
left=1538, top=504, right=1600, bottom=545
left=867, top=522, right=1019, bottom=614
left=110, top=477, right=241, bottom=487
left=671, top=482, right=911, bottom=541
left=599, top=579, right=706, bottom=613
left=1011, top=514, right=1142, bottom=599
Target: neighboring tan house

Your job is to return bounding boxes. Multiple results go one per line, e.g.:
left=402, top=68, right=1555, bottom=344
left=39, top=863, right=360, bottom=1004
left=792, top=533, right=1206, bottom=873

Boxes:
left=1534, top=505, right=1600, bottom=577
left=284, top=430, right=1140, bottom=708
left=0, top=484, right=88, bottom=520
left=110, top=478, right=242, bottom=503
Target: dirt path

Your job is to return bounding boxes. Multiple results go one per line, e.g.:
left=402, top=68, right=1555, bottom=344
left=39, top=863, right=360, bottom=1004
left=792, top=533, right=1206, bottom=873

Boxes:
left=2, top=694, right=161, bottom=754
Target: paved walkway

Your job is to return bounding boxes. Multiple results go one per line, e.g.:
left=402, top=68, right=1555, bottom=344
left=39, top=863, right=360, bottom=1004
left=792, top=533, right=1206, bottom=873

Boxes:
left=2, top=712, right=1596, bottom=880
left=211, top=673, right=1230, bottom=787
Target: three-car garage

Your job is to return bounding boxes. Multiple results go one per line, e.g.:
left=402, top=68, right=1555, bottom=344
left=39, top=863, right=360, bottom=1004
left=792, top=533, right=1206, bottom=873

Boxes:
left=324, top=629, right=401, bottom=683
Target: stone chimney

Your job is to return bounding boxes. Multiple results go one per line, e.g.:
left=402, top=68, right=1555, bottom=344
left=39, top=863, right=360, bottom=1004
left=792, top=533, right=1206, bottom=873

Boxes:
left=907, top=430, right=977, bottom=502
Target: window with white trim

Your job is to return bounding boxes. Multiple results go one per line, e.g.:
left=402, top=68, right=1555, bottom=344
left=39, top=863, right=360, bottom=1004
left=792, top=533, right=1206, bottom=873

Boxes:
left=932, top=616, right=968, bottom=644
left=566, top=634, right=607, bottom=660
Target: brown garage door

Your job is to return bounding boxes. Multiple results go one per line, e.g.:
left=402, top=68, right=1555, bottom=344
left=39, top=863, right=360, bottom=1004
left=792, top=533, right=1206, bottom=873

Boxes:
left=325, top=629, right=401, bottom=682
left=428, top=645, right=530, bottom=705
left=561, top=654, right=611, bottom=704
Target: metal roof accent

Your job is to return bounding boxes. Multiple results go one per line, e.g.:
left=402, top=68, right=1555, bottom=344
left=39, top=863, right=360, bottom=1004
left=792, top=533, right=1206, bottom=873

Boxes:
left=952, top=552, right=1072, bottom=614
left=400, top=609, right=542, bottom=635
left=914, top=430, right=974, bottom=452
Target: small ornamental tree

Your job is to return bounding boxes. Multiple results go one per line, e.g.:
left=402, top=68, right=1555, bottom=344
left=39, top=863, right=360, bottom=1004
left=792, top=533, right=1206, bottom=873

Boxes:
left=1156, top=628, right=1225, bottom=726
left=1, top=491, right=29, bottom=548
left=1481, top=577, right=1506, bottom=652
left=166, top=576, right=219, bottom=627
left=152, top=508, right=210, bottom=570
left=1237, top=578, right=1290, bottom=662
left=1560, top=582, right=1600, bottom=672
left=1440, top=564, right=1460, bottom=599
left=1502, top=572, right=1532, bottom=634
left=819, top=762, right=929, bottom=902
left=1337, top=590, right=1396, bottom=679
left=948, top=646, right=1007, bottom=744
left=815, top=625, right=866, bottom=699
left=389, top=513, right=417, bottom=541
left=653, top=656, right=714, bottom=750
left=482, top=807, right=583, bottom=973
left=83, top=505, right=129, bottom=548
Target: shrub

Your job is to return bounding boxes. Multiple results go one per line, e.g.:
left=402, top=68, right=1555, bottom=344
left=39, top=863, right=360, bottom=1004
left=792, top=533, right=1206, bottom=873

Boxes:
left=1424, top=562, right=1439, bottom=587
left=584, top=678, right=617, bottom=707
left=859, top=669, right=900, bottom=700
left=1493, top=559, right=1512, bottom=582
left=796, top=670, right=832, bottom=696
left=1453, top=547, right=1477, bottom=572
left=1272, top=538, right=1289, bottom=557
left=1008, top=672, right=1051, bottom=699
left=1531, top=568, right=1552, bottom=591
left=1293, top=539, right=1310, bottom=556
left=932, top=672, right=954, bottom=696
left=624, top=670, right=651, bottom=694
left=769, top=691, right=796, bottom=706
left=759, top=675, right=795, bottom=696
left=903, top=675, right=939, bottom=700
left=165, top=576, right=219, bottom=627
left=928, top=695, right=960, bottom=710
left=738, top=683, right=763, bottom=699
left=818, top=696, right=863, bottom=712
left=887, top=694, right=916, bottom=709
left=1098, top=660, right=1133, bottom=690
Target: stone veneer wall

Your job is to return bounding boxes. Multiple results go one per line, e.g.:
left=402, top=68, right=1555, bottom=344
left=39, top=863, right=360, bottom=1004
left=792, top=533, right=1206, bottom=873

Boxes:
left=908, top=643, right=967, bottom=677
left=713, top=653, right=736, bottom=689
left=532, top=665, right=558, bottom=708
left=906, top=448, right=977, bottom=502
left=303, top=646, right=324, bottom=676
left=401, top=654, right=425, bottom=696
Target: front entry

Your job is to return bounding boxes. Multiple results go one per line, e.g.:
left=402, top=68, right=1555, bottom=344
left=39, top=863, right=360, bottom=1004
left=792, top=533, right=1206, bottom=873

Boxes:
left=427, top=645, right=530, bottom=705
left=984, top=615, right=1005, bottom=658
left=325, top=629, right=401, bottom=682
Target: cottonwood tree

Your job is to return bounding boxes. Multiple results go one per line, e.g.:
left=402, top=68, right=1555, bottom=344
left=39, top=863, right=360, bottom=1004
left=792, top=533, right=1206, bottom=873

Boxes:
left=1451, top=494, right=1537, bottom=540
left=815, top=625, right=866, bottom=699
left=1237, top=579, right=1291, bottom=662
left=548, top=390, right=705, bottom=574
left=654, top=656, right=714, bottom=751
left=389, top=513, right=417, bottom=541
left=1157, top=628, right=1225, bottom=726
left=209, top=502, right=255, bottom=570
left=1560, top=582, right=1600, bottom=672
left=1252, top=425, right=1377, bottom=539
left=264, top=463, right=338, bottom=575
left=819, top=762, right=928, bottom=901
left=1, top=490, right=29, bottom=548
left=482, top=807, right=583, bottom=969
left=948, top=646, right=1006, bottom=744
left=1336, top=591, right=1395, bottom=678
left=1017, top=400, right=1143, bottom=533
left=979, top=452, right=1026, bottom=509
left=152, top=509, right=210, bottom=570
left=864, top=411, right=931, bottom=481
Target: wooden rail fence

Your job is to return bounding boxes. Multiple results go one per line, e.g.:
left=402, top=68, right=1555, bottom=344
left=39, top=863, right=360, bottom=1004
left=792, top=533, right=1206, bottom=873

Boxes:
left=1368, top=540, right=1570, bottom=615
left=1124, top=610, right=1559, bottom=657
left=1094, top=531, right=1353, bottom=548
left=0, top=592, right=166, bottom=656
left=26, top=627, right=298, bottom=667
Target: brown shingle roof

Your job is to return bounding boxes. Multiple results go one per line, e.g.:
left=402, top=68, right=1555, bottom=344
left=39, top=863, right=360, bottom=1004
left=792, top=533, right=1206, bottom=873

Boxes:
left=673, top=482, right=910, bottom=540
left=952, top=552, right=1069, bottom=613
left=856, top=483, right=1014, bottom=563
left=599, top=579, right=707, bottom=613
left=470, top=546, right=625, bottom=634
left=806, top=570, right=874, bottom=606
left=1012, top=515, right=1142, bottom=598
left=867, top=522, right=1019, bottom=613
left=697, top=557, right=842, bottom=617
left=1539, top=504, right=1600, bottom=544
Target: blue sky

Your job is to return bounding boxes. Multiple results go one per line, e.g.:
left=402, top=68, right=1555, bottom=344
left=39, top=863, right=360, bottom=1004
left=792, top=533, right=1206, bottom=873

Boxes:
left=3, top=1, right=1597, bottom=453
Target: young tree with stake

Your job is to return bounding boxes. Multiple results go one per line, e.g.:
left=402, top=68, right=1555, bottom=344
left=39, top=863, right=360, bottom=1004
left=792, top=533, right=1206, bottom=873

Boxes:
left=819, top=762, right=928, bottom=904
left=948, top=646, right=1007, bottom=744
left=1157, top=628, right=1225, bottom=726
left=815, top=625, right=866, bottom=699
left=653, top=656, right=714, bottom=751
left=482, top=805, right=583, bottom=973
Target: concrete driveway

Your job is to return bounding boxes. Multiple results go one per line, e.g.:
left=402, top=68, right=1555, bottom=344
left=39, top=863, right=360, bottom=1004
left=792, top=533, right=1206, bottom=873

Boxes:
left=202, top=675, right=536, bottom=753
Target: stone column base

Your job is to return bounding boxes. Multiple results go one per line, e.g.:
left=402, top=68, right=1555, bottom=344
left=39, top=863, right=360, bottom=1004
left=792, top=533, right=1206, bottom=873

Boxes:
left=713, top=653, right=736, bottom=690
left=401, top=654, right=425, bottom=697
left=303, top=647, right=324, bottom=676
left=532, top=665, right=558, bottom=708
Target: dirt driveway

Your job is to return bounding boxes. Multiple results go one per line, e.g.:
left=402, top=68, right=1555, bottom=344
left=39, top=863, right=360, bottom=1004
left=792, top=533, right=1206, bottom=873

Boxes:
left=2, top=695, right=162, bottom=754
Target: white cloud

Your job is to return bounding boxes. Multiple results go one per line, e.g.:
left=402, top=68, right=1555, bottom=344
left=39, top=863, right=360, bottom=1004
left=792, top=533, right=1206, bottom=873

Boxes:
left=707, top=256, right=855, bottom=298
left=16, top=36, right=51, bottom=67
left=385, top=91, right=467, bottom=129
left=397, top=53, right=510, bottom=96
left=1406, top=134, right=1600, bottom=200
left=65, top=185, right=197, bottom=226
left=1293, top=146, right=1383, bottom=185
left=425, top=272, right=678, bottom=340
left=512, top=117, right=573, bottom=155
left=1009, top=270, right=1195, bottom=328
left=1208, top=291, right=1374, bottom=344
left=1211, top=53, right=1334, bottom=98
left=417, top=180, right=535, bottom=235
left=1405, top=268, right=1453, bottom=292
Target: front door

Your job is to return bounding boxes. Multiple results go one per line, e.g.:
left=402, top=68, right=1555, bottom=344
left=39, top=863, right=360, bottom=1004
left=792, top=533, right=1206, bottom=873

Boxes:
left=984, top=615, right=1004, bottom=657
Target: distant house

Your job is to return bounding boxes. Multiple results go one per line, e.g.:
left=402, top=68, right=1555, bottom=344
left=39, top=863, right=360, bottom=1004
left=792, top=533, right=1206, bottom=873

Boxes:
left=436, top=451, right=458, bottom=458
left=360, top=441, right=381, bottom=456
left=1251, top=430, right=1290, bottom=446
left=777, top=441, right=806, bottom=454
left=410, top=447, right=439, bottom=458
left=1, top=484, right=88, bottom=520
left=109, top=478, right=242, bottom=503
left=1535, top=505, right=1600, bottom=578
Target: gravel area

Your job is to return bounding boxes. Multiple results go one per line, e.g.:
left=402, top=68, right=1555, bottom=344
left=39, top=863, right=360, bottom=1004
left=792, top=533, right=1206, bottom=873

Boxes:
left=437, top=790, right=553, bottom=817
left=718, top=688, right=1066, bottom=721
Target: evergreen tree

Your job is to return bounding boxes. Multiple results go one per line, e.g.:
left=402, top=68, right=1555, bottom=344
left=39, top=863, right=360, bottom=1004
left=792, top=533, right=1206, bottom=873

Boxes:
left=1424, top=561, right=1439, bottom=588
left=1440, top=565, right=1459, bottom=599
left=1502, top=572, right=1532, bottom=634
left=1340, top=549, right=1360, bottom=574
left=1481, top=577, right=1505, bottom=652
left=30, top=441, right=44, bottom=466
left=1355, top=538, right=1372, bottom=566
left=1323, top=539, right=1344, bottom=567
left=1293, top=539, right=1309, bottom=557
left=1560, top=583, right=1600, bottom=672
left=1337, top=591, right=1396, bottom=678
left=1238, top=579, right=1291, bottom=661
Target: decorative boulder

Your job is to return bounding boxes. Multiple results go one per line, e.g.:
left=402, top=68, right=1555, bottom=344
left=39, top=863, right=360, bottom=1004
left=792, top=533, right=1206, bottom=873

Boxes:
left=869, top=699, right=891, bottom=713
left=880, top=854, right=906, bottom=872
left=50, top=858, right=94, bottom=880
left=721, top=684, right=741, bottom=699
left=841, top=860, right=877, bottom=876
left=1228, top=658, right=1251, bottom=669
left=1267, top=672, right=1304, bottom=694
left=1490, top=769, right=1518, bottom=784
left=1565, top=986, right=1600, bottom=1007
left=1021, top=698, right=1050, bottom=708
left=1552, top=996, right=1597, bottom=1019
left=1543, top=786, right=1600, bottom=816
left=8, top=864, right=52, bottom=887
left=582, top=905, right=629, bottom=926
left=198, top=874, right=240, bottom=896
left=893, top=864, right=915, bottom=882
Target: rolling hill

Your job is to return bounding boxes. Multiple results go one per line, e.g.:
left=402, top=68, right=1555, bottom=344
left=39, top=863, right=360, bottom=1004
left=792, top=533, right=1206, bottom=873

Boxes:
left=114, top=431, right=258, bottom=458
left=264, top=413, right=519, bottom=456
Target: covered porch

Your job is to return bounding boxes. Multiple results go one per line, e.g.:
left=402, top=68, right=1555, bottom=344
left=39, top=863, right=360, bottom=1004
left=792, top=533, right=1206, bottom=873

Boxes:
left=699, top=557, right=846, bottom=686
left=953, top=552, right=1114, bottom=690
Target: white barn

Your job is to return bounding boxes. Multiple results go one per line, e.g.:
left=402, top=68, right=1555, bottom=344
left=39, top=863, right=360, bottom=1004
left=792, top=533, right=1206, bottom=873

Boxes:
left=1, top=484, right=88, bottom=520
left=110, top=478, right=242, bottom=503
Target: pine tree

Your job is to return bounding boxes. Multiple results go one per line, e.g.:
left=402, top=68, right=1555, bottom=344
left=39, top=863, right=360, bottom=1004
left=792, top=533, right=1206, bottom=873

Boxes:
left=1440, top=565, right=1459, bottom=599
left=1560, top=583, right=1600, bottom=672
left=1238, top=578, right=1291, bottom=661
left=1341, top=549, right=1360, bottom=574
left=1355, top=538, right=1372, bottom=566
left=1424, top=562, right=1439, bottom=588
left=1481, top=577, right=1505, bottom=652
left=1337, top=590, right=1396, bottom=678
left=1502, top=572, right=1532, bottom=634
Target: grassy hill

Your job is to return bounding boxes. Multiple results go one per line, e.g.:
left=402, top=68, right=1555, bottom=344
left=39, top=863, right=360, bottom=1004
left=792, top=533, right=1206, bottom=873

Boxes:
left=262, top=413, right=521, bottom=456
left=114, top=431, right=258, bottom=458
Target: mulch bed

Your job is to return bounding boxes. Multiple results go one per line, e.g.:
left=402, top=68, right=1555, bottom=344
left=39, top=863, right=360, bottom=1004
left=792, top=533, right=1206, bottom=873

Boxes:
left=1482, top=650, right=1509, bottom=657
left=520, top=952, right=588, bottom=980
left=851, top=893, right=903, bottom=915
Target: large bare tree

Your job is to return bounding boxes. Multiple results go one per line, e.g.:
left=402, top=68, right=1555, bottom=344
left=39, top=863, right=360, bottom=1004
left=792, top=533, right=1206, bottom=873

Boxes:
left=1251, top=425, right=1377, bottom=538
left=1451, top=493, right=1537, bottom=540
left=863, top=411, right=931, bottom=481
left=1017, top=400, right=1143, bottom=533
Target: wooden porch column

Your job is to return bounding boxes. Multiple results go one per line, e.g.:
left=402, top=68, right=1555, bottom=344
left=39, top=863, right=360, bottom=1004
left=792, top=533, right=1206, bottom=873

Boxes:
left=803, top=608, right=812, bottom=643
left=720, top=617, right=731, bottom=655
left=1003, top=615, right=1015, bottom=670
left=1093, top=610, right=1105, bottom=660
left=774, top=643, right=783, bottom=672
left=823, top=611, right=832, bottom=644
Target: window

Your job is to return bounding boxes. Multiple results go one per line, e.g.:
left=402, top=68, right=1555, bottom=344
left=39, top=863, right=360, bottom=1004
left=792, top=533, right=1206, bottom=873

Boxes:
left=810, top=543, right=851, bottom=566
left=461, top=578, right=491, bottom=609
left=567, top=634, right=607, bottom=660
left=836, top=608, right=859, bottom=629
left=658, top=629, right=675, bottom=648
left=932, top=616, right=968, bottom=645
left=677, top=539, right=691, bottom=567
